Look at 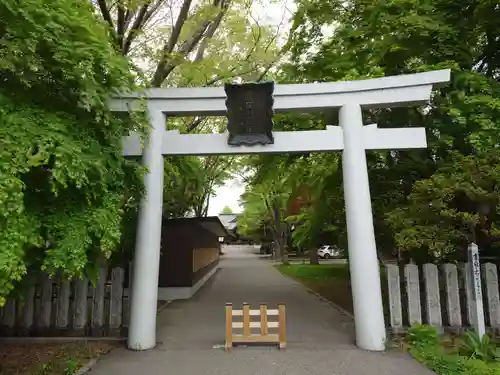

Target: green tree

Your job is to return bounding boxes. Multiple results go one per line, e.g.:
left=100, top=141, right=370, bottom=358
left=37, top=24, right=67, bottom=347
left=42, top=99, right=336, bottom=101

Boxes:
left=239, top=156, right=296, bottom=264
left=0, top=0, right=141, bottom=304
left=221, top=206, right=233, bottom=214
left=270, top=0, right=500, bottom=262
left=387, top=151, right=500, bottom=263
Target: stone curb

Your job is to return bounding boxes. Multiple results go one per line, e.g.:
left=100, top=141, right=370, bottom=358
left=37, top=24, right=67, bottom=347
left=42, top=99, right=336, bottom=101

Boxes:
left=302, top=284, right=355, bottom=319
left=157, top=300, right=172, bottom=314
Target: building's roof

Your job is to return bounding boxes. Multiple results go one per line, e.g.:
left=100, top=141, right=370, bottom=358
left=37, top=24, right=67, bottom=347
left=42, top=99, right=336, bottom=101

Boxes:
left=218, top=213, right=240, bottom=231
left=162, top=216, right=230, bottom=237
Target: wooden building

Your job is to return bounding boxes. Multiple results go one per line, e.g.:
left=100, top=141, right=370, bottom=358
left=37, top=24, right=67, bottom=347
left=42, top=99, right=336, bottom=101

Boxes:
left=126, top=216, right=228, bottom=301
left=156, top=216, right=228, bottom=300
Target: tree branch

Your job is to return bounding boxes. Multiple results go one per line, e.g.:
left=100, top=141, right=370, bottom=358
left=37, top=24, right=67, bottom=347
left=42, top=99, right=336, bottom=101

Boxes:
left=151, top=0, right=194, bottom=86
left=151, top=0, right=230, bottom=87
left=167, top=0, right=194, bottom=54
left=98, top=0, right=115, bottom=29
left=144, top=0, right=165, bottom=24
left=124, top=9, right=133, bottom=30
left=186, top=117, right=205, bottom=133
left=116, top=2, right=126, bottom=50
left=193, top=4, right=227, bottom=62
left=122, top=3, right=151, bottom=55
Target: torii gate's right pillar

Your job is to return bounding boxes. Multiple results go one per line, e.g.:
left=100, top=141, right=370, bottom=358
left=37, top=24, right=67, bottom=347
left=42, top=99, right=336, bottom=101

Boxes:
left=340, top=103, right=386, bottom=351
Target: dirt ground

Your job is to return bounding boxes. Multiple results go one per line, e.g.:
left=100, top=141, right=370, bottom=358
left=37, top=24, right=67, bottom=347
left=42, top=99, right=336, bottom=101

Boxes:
left=276, top=263, right=391, bottom=321
left=0, top=340, right=121, bottom=375
left=301, top=278, right=354, bottom=314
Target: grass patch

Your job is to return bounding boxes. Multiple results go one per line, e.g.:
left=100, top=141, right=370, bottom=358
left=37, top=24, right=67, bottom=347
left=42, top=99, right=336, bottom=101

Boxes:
left=0, top=341, right=120, bottom=375
left=276, top=263, right=391, bottom=319
left=277, top=264, right=350, bottom=281
left=402, top=325, right=500, bottom=375
left=277, top=264, right=354, bottom=314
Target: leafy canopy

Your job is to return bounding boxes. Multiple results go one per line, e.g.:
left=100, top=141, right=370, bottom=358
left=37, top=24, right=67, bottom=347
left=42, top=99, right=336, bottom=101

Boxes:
left=0, top=0, right=142, bottom=303
left=242, top=0, right=500, bottom=262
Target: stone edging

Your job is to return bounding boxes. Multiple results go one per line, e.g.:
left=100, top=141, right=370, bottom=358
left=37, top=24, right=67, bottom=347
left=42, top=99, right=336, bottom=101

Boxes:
left=304, top=284, right=355, bottom=319
left=157, top=300, right=172, bottom=314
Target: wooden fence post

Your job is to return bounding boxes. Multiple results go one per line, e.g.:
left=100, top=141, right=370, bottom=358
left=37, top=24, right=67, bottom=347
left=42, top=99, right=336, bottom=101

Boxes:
left=278, top=304, right=286, bottom=349
left=19, top=285, right=35, bottom=336
left=109, top=268, right=124, bottom=336
left=91, top=267, right=107, bottom=336
left=38, top=274, right=53, bottom=332
left=260, top=304, right=268, bottom=336
left=225, top=303, right=233, bottom=351
left=72, top=277, right=89, bottom=335
left=242, top=303, right=251, bottom=338
left=0, top=299, right=16, bottom=335
left=55, top=279, right=70, bottom=333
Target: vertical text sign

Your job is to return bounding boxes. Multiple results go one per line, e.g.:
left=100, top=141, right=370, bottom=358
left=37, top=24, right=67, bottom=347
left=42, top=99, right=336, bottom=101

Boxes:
left=468, top=243, right=486, bottom=338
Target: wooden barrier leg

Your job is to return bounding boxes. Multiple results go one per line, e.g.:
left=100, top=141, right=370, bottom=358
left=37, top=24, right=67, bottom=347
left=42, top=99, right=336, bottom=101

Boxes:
left=260, top=304, right=268, bottom=336
left=225, top=303, right=233, bottom=351
left=243, top=303, right=251, bottom=338
left=278, top=304, right=286, bottom=349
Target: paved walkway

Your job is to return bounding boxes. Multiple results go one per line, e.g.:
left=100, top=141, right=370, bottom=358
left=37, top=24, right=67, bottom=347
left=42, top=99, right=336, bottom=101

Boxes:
left=90, top=246, right=434, bottom=375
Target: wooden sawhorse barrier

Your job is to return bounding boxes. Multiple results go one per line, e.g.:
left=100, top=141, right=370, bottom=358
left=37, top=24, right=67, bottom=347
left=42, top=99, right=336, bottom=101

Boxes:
left=225, top=303, right=286, bottom=351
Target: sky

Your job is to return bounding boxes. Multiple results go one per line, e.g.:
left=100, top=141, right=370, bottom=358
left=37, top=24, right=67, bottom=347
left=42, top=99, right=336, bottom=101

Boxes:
left=207, top=178, right=246, bottom=216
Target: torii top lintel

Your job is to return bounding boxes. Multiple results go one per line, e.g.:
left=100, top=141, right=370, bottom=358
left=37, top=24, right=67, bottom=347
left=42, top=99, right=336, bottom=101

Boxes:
left=114, top=69, right=450, bottom=156
left=109, top=69, right=450, bottom=116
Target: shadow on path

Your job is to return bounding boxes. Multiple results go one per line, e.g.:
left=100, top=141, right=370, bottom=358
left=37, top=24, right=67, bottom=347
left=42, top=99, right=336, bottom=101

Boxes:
left=90, top=245, right=435, bottom=375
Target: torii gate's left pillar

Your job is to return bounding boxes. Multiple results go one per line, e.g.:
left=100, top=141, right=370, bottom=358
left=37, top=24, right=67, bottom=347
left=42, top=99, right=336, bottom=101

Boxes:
left=127, top=105, right=165, bottom=350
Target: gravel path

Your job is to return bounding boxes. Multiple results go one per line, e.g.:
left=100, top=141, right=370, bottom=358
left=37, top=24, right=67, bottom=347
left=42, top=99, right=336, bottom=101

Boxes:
left=89, top=245, right=435, bottom=375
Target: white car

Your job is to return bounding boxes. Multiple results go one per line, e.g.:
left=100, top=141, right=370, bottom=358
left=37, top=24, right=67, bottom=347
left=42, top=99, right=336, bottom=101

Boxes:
left=317, top=245, right=340, bottom=259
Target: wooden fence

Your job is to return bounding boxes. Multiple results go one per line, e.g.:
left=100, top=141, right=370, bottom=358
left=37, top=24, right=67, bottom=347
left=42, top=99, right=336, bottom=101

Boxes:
left=6, top=261, right=500, bottom=339
left=225, top=303, right=286, bottom=350
left=385, top=262, right=500, bottom=333
left=0, top=267, right=130, bottom=337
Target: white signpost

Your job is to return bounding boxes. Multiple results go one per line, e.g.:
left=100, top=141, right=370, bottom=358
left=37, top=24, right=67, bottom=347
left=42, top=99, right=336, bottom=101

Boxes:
left=467, top=242, right=486, bottom=338
left=110, top=69, right=450, bottom=352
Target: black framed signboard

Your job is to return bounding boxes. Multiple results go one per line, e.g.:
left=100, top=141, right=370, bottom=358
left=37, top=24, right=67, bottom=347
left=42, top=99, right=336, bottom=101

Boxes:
left=224, top=81, right=275, bottom=146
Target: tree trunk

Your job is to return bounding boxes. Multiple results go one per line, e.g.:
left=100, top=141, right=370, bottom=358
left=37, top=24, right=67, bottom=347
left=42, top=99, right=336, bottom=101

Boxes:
left=279, top=235, right=288, bottom=265
left=281, top=223, right=289, bottom=265
left=309, top=247, right=319, bottom=265
left=282, top=245, right=289, bottom=265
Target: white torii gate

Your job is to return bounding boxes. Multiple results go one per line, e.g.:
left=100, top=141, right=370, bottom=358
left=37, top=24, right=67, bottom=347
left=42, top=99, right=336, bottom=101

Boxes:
left=110, top=69, right=450, bottom=352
